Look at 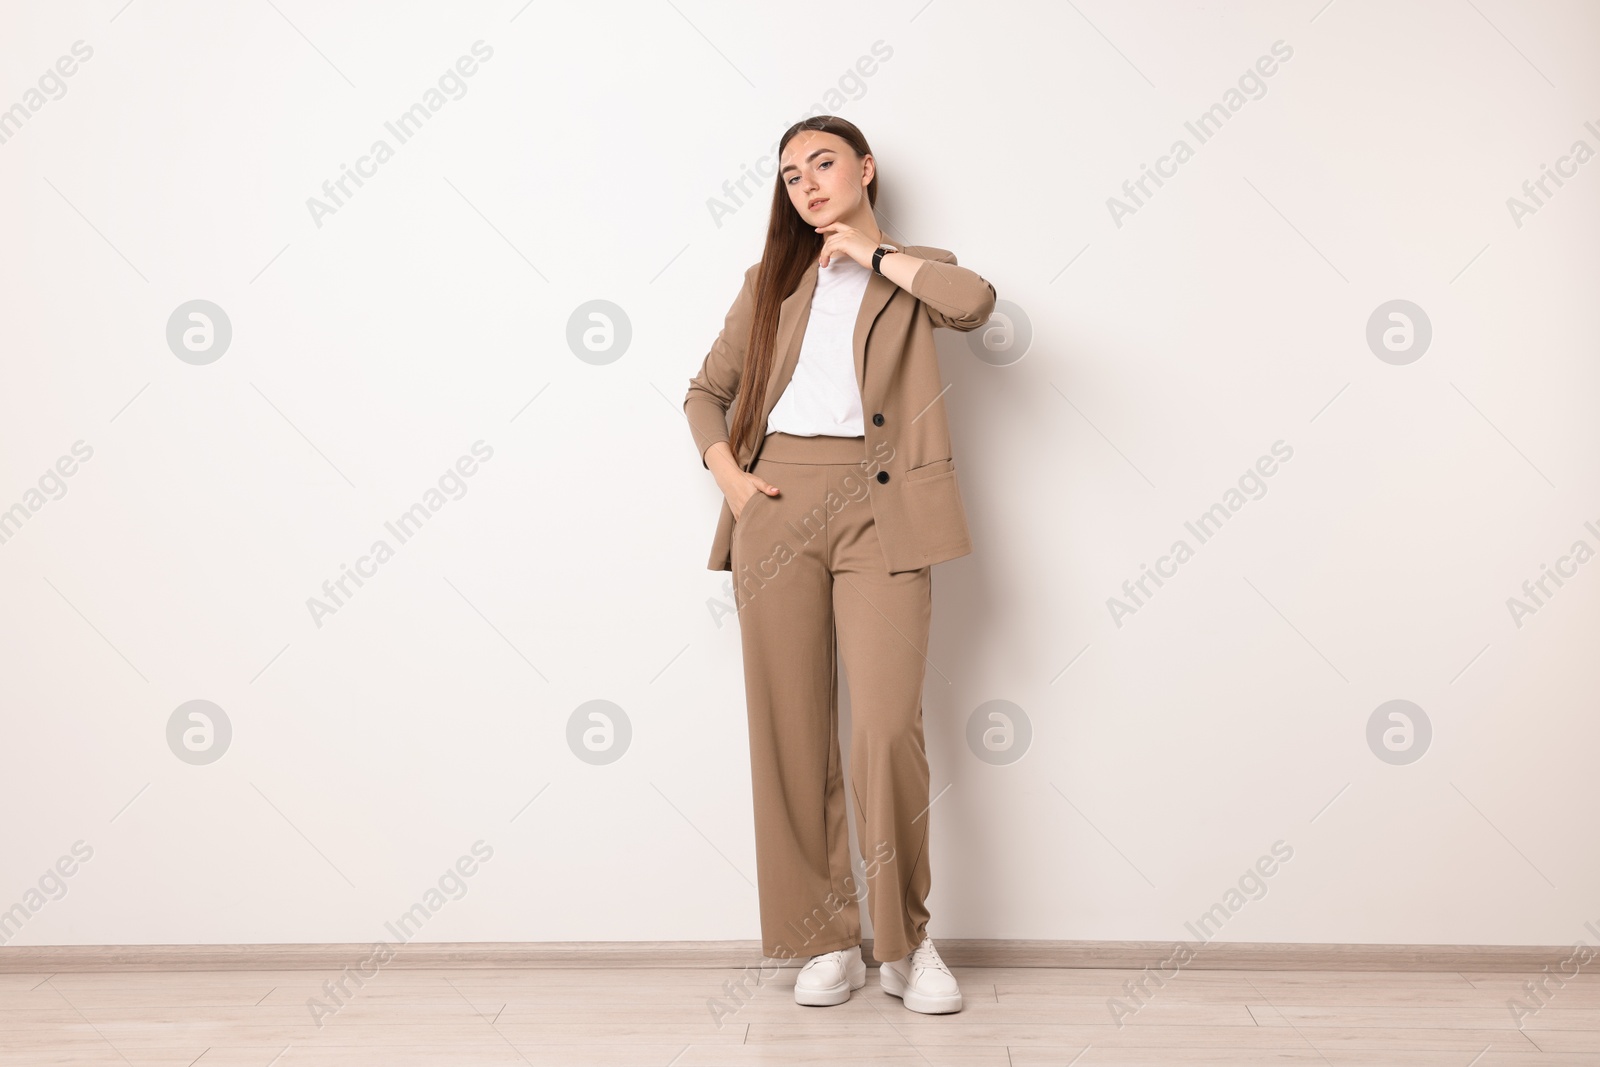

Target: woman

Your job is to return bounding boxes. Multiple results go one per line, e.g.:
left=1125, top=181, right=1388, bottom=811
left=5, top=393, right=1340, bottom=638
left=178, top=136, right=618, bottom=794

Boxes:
left=683, top=115, right=995, bottom=1014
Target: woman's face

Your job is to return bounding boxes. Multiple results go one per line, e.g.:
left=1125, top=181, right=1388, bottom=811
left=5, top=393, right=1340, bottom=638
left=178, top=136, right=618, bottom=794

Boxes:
left=780, top=130, right=872, bottom=226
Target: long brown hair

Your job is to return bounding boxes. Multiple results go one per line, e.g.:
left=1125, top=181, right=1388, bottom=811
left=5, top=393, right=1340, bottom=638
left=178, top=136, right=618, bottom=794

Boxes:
left=727, top=115, right=878, bottom=463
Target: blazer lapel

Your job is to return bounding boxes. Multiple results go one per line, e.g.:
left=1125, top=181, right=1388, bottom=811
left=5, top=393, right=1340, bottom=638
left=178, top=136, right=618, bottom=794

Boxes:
left=760, top=248, right=904, bottom=429
left=762, top=258, right=818, bottom=419
left=852, top=265, right=897, bottom=398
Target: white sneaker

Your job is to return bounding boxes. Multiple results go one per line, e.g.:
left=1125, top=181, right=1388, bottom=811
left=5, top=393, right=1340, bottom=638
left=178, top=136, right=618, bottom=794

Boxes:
left=793, top=944, right=867, bottom=1006
left=879, top=936, right=962, bottom=1013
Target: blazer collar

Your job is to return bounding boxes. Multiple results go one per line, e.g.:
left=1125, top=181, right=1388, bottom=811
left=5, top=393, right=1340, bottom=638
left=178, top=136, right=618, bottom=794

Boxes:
left=761, top=246, right=906, bottom=426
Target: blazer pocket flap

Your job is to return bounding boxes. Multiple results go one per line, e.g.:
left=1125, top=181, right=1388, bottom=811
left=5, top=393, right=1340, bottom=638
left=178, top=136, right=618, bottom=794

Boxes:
left=905, top=457, right=955, bottom=482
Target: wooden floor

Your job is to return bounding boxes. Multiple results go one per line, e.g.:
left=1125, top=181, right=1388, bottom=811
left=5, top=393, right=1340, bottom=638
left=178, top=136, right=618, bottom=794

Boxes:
left=2, top=963, right=1598, bottom=1065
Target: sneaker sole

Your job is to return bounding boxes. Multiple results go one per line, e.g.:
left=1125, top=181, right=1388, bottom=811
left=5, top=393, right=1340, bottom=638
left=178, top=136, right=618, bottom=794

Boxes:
left=794, top=960, right=867, bottom=1006
left=878, top=965, right=963, bottom=1014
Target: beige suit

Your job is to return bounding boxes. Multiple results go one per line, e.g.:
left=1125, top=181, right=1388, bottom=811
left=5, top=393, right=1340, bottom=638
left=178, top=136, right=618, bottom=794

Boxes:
left=683, top=246, right=996, bottom=964
left=684, top=246, right=997, bottom=573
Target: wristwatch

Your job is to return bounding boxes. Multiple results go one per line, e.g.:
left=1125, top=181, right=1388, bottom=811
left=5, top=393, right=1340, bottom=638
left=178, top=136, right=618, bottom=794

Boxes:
left=872, top=244, right=900, bottom=275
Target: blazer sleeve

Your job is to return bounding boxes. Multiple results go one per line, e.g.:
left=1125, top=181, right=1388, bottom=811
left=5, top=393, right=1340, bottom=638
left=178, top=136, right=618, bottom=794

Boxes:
left=684, top=262, right=760, bottom=470
left=909, top=248, right=996, bottom=332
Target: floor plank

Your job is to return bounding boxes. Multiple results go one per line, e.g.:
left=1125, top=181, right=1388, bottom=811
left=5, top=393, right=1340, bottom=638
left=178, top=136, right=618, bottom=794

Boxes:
left=2, top=961, right=1596, bottom=1066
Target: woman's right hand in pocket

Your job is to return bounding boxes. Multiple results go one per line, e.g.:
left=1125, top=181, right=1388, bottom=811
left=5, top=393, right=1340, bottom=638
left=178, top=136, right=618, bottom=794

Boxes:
left=728, top=473, right=780, bottom=522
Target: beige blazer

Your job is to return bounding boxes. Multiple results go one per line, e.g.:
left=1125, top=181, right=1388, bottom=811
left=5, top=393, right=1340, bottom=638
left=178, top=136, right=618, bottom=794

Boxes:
left=684, top=245, right=997, bottom=573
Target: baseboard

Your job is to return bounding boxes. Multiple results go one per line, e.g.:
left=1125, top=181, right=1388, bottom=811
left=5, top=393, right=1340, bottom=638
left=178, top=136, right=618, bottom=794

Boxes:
left=0, top=939, right=1573, bottom=973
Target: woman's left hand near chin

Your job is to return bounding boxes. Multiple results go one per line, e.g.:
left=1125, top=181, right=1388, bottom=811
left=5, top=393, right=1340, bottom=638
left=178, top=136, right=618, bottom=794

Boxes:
left=815, top=222, right=889, bottom=270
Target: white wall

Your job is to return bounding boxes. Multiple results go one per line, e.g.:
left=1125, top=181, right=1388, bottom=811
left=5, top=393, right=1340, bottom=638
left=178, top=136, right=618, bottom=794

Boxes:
left=2, top=0, right=1597, bottom=953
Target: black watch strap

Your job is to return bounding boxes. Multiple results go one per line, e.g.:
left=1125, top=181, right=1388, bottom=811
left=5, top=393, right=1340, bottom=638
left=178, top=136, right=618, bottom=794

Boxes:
left=872, top=245, right=899, bottom=275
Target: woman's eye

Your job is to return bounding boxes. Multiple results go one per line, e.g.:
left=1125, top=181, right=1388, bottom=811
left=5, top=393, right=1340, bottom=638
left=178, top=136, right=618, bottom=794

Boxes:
left=820, top=160, right=831, bottom=169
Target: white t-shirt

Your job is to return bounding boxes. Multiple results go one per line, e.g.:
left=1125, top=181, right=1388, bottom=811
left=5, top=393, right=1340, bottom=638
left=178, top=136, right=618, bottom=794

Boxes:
left=765, top=253, right=873, bottom=438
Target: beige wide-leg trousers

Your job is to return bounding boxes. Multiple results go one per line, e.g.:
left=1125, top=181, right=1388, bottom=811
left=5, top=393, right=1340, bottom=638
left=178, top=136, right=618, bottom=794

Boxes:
left=730, top=430, right=934, bottom=965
